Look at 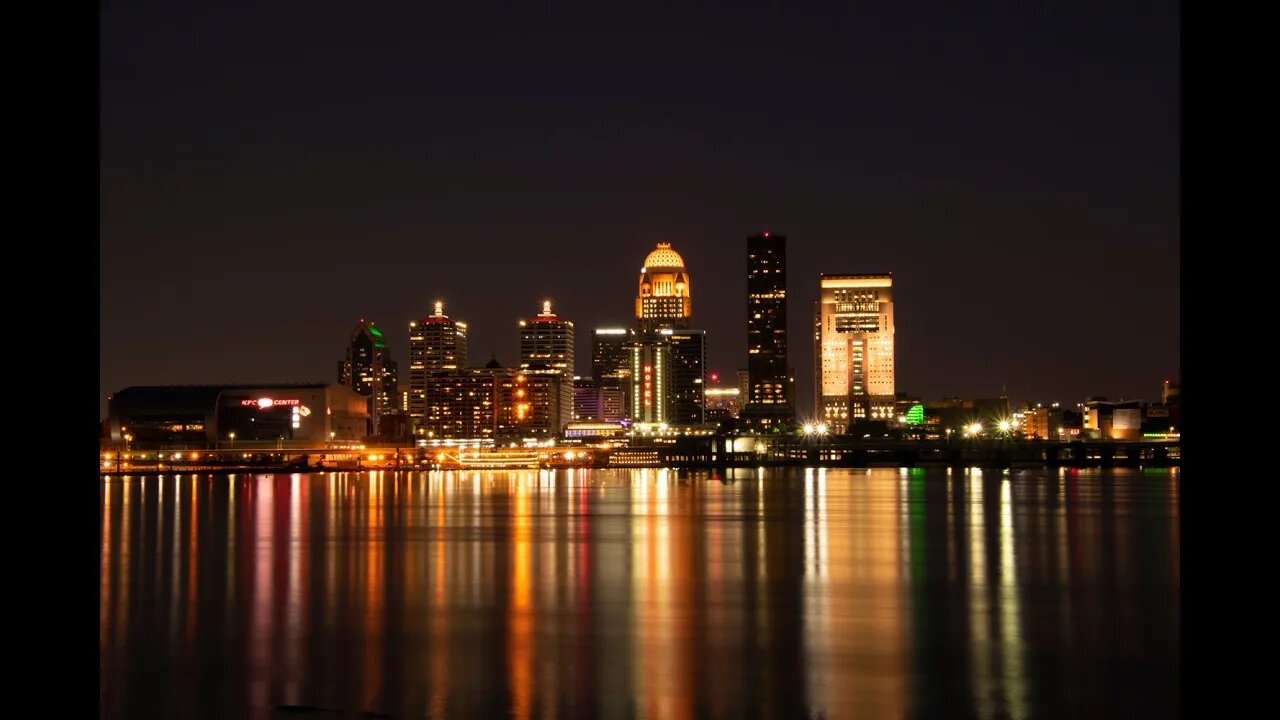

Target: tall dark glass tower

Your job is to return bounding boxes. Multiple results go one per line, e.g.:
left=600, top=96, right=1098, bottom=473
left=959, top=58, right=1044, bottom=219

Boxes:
left=668, top=329, right=706, bottom=425
left=338, top=320, right=399, bottom=435
left=592, top=327, right=634, bottom=417
left=591, top=328, right=634, bottom=387
left=741, top=231, right=794, bottom=432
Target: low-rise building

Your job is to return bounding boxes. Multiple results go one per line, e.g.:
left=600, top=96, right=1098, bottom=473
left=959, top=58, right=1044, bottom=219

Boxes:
left=1083, top=398, right=1144, bottom=440
left=105, top=384, right=369, bottom=446
left=573, top=377, right=627, bottom=422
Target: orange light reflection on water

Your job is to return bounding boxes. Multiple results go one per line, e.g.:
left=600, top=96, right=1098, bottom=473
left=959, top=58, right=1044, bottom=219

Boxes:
left=97, top=467, right=1180, bottom=720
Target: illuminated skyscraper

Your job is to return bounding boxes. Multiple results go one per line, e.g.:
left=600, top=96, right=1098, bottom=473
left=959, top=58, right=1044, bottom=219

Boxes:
left=636, top=242, right=693, bottom=333
left=519, top=300, right=574, bottom=435
left=338, top=320, right=399, bottom=434
left=741, top=231, right=794, bottom=432
left=408, top=301, right=468, bottom=431
left=815, top=274, right=895, bottom=432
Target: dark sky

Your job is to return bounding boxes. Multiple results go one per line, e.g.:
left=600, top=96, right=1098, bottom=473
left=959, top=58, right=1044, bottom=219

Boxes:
left=100, top=2, right=1179, bottom=419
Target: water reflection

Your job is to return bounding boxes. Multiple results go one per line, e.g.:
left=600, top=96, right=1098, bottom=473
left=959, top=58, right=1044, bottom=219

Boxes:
left=100, top=468, right=1179, bottom=720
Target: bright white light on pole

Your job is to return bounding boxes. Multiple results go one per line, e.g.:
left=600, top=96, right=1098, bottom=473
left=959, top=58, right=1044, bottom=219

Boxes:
left=803, top=423, right=815, bottom=435
left=967, top=423, right=982, bottom=436
left=998, top=419, right=1012, bottom=433
left=817, top=423, right=828, bottom=434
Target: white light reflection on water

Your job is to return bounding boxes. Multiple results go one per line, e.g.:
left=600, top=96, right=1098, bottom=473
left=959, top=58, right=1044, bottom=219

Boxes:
left=227, top=476, right=236, bottom=629
left=947, top=472, right=957, bottom=584
left=168, top=476, right=180, bottom=648
left=999, top=478, right=1027, bottom=719
left=118, top=476, right=131, bottom=640
left=968, top=473, right=993, bottom=720
left=186, top=475, right=199, bottom=644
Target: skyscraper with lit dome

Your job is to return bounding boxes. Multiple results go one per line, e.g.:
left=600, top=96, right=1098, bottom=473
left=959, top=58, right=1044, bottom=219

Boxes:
left=635, top=242, right=693, bottom=333
left=630, top=242, right=705, bottom=427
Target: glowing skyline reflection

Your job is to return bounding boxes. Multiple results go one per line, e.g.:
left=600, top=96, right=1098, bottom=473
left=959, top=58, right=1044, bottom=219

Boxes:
left=100, top=468, right=1180, bottom=720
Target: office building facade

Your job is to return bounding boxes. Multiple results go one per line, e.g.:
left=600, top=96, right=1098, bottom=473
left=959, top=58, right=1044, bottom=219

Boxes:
left=592, top=327, right=634, bottom=418
left=741, top=232, right=794, bottom=432
left=667, top=329, right=707, bottom=425
left=408, top=301, right=468, bottom=432
left=519, top=300, right=574, bottom=435
left=815, top=274, right=896, bottom=432
left=573, top=378, right=627, bottom=422
left=419, top=362, right=564, bottom=443
left=592, top=328, right=634, bottom=385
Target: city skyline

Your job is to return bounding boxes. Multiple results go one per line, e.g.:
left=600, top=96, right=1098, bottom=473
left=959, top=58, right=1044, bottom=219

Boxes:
left=99, top=232, right=1177, bottom=418
left=98, top=7, right=1181, bottom=719
left=100, top=4, right=1178, bottom=418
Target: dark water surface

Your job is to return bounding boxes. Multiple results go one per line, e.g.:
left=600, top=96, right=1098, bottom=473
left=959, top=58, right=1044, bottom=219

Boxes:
left=99, top=467, right=1180, bottom=719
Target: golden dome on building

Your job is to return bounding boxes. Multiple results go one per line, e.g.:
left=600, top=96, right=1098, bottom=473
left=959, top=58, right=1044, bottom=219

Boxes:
left=636, top=242, right=692, bottom=331
left=642, top=242, right=686, bottom=270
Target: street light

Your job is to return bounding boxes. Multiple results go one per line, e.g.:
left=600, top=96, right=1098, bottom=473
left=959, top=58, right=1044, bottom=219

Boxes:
left=816, top=423, right=828, bottom=435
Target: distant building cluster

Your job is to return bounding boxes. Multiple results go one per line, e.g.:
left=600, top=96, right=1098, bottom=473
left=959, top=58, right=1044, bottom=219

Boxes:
left=104, top=232, right=1179, bottom=447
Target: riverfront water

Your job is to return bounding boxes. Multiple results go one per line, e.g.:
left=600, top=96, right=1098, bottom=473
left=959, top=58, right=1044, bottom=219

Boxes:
left=99, top=467, right=1180, bottom=719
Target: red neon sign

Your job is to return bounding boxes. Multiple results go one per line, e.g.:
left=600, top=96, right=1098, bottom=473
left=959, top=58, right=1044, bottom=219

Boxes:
left=240, top=397, right=301, bottom=408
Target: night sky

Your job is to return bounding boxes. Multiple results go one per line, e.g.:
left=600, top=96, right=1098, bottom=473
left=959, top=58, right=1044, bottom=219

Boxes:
left=100, top=2, right=1179, bottom=419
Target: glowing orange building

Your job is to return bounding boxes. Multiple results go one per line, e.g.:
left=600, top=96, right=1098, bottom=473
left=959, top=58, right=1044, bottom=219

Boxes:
left=636, top=242, right=693, bottom=333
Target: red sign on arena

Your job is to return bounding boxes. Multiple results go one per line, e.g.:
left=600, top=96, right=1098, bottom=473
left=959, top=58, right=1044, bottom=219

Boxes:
left=240, top=397, right=301, bottom=408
